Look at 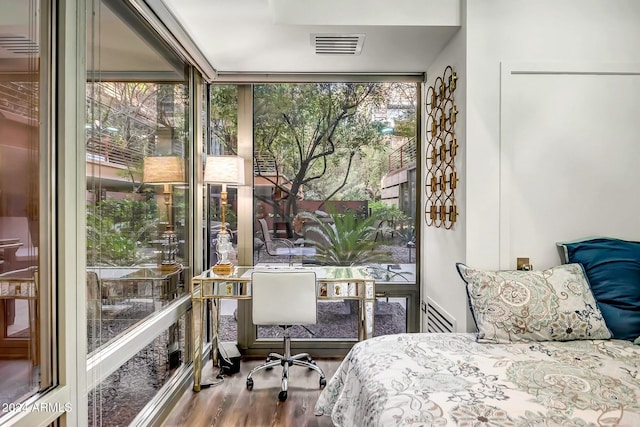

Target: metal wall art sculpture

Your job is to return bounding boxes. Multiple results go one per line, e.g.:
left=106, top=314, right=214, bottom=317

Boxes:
left=425, top=65, right=458, bottom=229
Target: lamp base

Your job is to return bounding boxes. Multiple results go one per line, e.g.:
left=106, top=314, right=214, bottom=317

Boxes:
left=212, top=262, right=234, bottom=276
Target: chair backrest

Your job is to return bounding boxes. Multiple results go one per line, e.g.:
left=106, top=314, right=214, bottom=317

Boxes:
left=251, top=270, right=317, bottom=325
left=257, top=218, right=275, bottom=253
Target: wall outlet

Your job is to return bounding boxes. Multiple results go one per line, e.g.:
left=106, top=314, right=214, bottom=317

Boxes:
left=517, top=257, right=532, bottom=271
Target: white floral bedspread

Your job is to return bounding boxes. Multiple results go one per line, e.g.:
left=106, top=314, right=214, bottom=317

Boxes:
left=314, top=333, right=640, bottom=426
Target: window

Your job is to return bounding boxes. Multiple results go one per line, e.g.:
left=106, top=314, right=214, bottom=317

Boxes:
left=85, top=1, right=195, bottom=425
left=253, top=82, right=419, bottom=342
left=208, top=81, right=420, bottom=355
left=0, top=0, right=53, bottom=416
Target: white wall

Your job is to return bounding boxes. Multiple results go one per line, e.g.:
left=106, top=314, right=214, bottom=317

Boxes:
left=423, top=0, right=640, bottom=332
left=422, top=2, right=470, bottom=331
left=500, top=63, right=640, bottom=269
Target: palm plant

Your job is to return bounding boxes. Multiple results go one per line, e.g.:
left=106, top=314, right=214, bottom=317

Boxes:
left=298, top=211, right=394, bottom=266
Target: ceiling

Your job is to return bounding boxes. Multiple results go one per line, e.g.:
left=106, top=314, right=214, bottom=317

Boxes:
left=159, top=0, right=461, bottom=77
left=0, top=0, right=461, bottom=79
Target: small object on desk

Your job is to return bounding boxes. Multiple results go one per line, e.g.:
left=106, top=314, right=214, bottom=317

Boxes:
left=212, top=231, right=235, bottom=275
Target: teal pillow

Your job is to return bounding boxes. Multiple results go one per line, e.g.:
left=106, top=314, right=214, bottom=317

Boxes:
left=557, top=237, right=640, bottom=340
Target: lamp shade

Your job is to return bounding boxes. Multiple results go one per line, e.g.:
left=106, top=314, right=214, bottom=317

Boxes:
left=204, top=155, right=245, bottom=186
left=143, top=156, right=186, bottom=184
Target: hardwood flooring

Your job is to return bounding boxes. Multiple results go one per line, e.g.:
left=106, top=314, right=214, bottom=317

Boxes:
left=162, top=358, right=340, bottom=427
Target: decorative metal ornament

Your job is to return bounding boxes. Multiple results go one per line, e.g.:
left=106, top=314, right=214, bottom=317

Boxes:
left=425, top=65, right=458, bottom=229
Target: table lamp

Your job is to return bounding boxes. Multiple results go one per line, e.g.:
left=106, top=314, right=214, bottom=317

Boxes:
left=143, top=156, right=186, bottom=270
left=204, top=155, right=245, bottom=275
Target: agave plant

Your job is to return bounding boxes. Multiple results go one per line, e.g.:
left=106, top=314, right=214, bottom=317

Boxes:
left=298, top=211, right=395, bottom=266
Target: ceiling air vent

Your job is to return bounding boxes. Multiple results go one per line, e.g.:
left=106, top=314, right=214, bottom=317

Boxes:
left=0, top=34, right=39, bottom=56
left=311, top=33, right=365, bottom=55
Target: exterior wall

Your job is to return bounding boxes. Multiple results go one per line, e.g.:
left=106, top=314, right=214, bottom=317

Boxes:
left=423, top=0, right=640, bottom=332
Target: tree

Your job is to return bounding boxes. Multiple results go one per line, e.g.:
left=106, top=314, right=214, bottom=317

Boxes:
left=86, top=82, right=188, bottom=192
left=209, top=85, right=238, bottom=155
left=253, top=83, right=386, bottom=223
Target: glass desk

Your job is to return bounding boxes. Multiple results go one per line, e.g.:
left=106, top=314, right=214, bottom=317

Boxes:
left=190, top=265, right=375, bottom=391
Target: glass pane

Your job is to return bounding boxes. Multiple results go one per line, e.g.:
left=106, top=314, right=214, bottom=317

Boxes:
left=207, top=85, right=239, bottom=269
left=86, top=0, right=190, bottom=352
left=88, top=314, right=186, bottom=427
left=208, top=85, right=238, bottom=156
left=251, top=83, right=418, bottom=339
left=0, top=0, right=47, bottom=413
left=86, top=267, right=184, bottom=354
left=252, top=297, right=408, bottom=340
left=257, top=301, right=360, bottom=340
left=86, top=0, right=193, bottom=424
left=374, top=297, right=407, bottom=336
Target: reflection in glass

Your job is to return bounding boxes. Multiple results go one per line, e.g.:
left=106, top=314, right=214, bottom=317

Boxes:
left=0, top=0, right=45, bottom=413
left=86, top=266, right=184, bottom=354
left=88, top=315, right=186, bottom=427
left=86, top=0, right=190, bottom=352
left=86, top=0, right=194, bottom=424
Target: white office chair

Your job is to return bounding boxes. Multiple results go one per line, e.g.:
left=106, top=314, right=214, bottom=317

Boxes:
left=246, top=270, right=326, bottom=401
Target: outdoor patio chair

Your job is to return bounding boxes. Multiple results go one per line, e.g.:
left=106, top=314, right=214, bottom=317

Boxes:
left=256, top=218, right=294, bottom=263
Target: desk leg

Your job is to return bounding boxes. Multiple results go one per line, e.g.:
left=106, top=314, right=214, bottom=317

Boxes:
left=192, top=296, right=203, bottom=392
left=359, top=298, right=366, bottom=341
left=211, top=298, right=219, bottom=367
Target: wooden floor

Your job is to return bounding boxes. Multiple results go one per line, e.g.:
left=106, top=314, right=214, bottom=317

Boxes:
left=162, top=358, right=340, bottom=427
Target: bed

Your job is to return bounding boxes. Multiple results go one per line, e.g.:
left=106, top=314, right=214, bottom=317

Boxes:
left=315, top=238, right=640, bottom=426
left=315, top=333, right=640, bottom=426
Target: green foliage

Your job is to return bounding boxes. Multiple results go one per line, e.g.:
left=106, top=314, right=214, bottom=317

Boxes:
left=253, top=83, right=387, bottom=222
left=369, top=201, right=408, bottom=224
left=209, top=85, right=238, bottom=154
left=299, top=211, right=394, bottom=266
left=393, top=117, right=416, bottom=138
left=87, top=197, right=158, bottom=266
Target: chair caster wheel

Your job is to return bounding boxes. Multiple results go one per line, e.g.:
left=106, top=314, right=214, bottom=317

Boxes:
left=246, top=378, right=254, bottom=390
left=278, top=390, right=288, bottom=401
left=308, top=359, right=316, bottom=369
left=320, top=377, right=326, bottom=388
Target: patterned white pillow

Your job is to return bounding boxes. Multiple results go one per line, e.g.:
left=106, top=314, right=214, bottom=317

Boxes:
left=456, top=263, right=611, bottom=343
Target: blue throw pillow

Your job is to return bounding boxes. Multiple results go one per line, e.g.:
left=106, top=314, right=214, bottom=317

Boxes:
left=557, top=237, right=640, bottom=340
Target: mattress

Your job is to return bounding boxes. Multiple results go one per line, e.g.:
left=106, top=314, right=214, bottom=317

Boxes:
left=314, top=333, right=640, bottom=426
